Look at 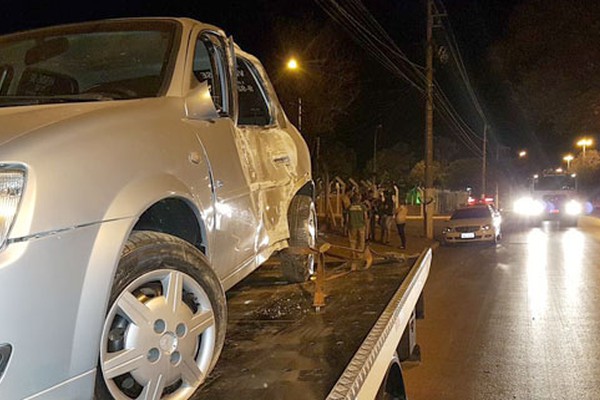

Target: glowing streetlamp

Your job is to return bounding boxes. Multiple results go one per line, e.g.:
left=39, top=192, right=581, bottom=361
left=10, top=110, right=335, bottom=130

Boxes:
left=576, top=138, right=593, bottom=157
left=286, top=58, right=299, bottom=70
left=518, top=150, right=527, bottom=158
left=563, top=154, right=574, bottom=170
left=285, top=57, right=302, bottom=131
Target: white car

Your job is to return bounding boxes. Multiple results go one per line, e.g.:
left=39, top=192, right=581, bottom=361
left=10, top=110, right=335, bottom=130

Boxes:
left=0, top=18, right=315, bottom=400
left=442, top=205, right=502, bottom=245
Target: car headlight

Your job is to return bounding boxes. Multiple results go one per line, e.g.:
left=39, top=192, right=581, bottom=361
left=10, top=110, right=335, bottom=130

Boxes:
left=0, top=169, right=25, bottom=249
left=565, top=200, right=582, bottom=216
left=482, top=224, right=491, bottom=230
left=443, top=226, right=454, bottom=233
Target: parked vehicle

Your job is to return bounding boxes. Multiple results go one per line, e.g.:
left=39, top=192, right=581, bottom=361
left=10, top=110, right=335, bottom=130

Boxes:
left=442, top=205, right=502, bottom=245
left=0, top=17, right=316, bottom=400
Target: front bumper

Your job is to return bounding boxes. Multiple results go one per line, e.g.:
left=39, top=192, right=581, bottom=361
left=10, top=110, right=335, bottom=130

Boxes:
left=0, top=219, right=131, bottom=400
left=443, top=230, right=496, bottom=243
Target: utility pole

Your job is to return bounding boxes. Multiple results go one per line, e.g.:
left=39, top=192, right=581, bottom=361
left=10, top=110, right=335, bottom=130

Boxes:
left=373, top=124, right=378, bottom=175
left=298, top=97, right=302, bottom=132
left=495, top=143, right=499, bottom=208
left=424, top=0, right=434, bottom=240
left=481, top=124, right=487, bottom=197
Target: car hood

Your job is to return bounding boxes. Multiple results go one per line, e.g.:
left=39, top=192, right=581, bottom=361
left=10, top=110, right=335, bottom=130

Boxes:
left=0, top=101, right=122, bottom=147
left=446, top=217, right=491, bottom=227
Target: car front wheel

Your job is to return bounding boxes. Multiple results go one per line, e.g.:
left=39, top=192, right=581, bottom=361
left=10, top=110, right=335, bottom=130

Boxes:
left=95, top=231, right=226, bottom=400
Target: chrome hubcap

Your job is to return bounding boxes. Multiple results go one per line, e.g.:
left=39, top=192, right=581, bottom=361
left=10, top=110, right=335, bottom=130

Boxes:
left=101, top=269, right=216, bottom=400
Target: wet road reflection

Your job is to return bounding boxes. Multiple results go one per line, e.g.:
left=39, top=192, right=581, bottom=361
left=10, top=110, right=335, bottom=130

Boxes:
left=403, top=218, right=600, bottom=400
left=526, top=228, right=548, bottom=320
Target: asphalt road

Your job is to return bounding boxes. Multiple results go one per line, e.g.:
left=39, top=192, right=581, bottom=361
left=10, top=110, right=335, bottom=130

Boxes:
left=403, top=217, right=600, bottom=400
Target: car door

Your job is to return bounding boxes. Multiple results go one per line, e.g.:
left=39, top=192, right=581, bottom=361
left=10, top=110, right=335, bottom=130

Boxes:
left=183, top=29, right=260, bottom=286
left=234, top=55, right=297, bottom=247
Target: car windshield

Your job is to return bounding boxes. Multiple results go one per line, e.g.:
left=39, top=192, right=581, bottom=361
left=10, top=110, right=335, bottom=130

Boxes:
left=0, top=20, right=179, bottom=106
left=534, top=175, right=576, bottom=191
left=451, top=207, right=490, bottom=220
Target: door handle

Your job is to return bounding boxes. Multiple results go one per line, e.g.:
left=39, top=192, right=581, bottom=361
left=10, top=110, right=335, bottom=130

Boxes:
left=273, top=155, right=291, bottom=164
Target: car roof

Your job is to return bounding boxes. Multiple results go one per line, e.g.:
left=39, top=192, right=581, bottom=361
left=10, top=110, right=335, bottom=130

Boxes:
left=2, top=17, right=225, bottom=39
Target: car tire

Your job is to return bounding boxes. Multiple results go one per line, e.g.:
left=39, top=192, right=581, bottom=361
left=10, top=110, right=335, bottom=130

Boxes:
left=94, top=231, right=226, bottom=400
left=280, top=195, right=317, bottom=283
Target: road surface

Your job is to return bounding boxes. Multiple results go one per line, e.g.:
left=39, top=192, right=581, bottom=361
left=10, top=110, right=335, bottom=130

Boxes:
left=403, top=216, right=600, bottom=399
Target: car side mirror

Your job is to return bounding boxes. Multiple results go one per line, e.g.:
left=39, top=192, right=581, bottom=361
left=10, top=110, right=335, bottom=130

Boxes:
left=184, top=81, right=219, bottom=121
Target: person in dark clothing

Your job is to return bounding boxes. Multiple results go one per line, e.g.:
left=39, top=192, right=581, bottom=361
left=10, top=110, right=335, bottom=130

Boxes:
left=362, top=192, right=374, bottom=241
left=379, top=191, right=395, bottom=244
left=369, top=195, right=380, bottom=242
left=347, top=193, right=367, bottom=270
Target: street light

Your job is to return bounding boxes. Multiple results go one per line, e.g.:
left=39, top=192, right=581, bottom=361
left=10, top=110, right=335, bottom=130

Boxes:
left=285, top=57, right=302, bottom=131
left=518, top=150, right=527, bottom=158
left=563, top=154, right=574, bottom=170
left=576, top=138, right=593, bottom=157
left=286, top=58, right=298, bottom=70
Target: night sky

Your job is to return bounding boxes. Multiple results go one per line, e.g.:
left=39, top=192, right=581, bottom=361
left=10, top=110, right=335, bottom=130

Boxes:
left=2, top=0, right=529, bottom=170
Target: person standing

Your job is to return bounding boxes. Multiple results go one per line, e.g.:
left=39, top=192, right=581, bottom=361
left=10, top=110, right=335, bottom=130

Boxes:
left=380, top=190, right=395, bottom=244
left=362, top=192, right=373, bottom=242
left=394, top=199, right=408, bottom=249
left=341, top=190, right=352, bottom=236
left=347, top=193, right=367, bottom=270
left=369, top=195, right=380, bottom=242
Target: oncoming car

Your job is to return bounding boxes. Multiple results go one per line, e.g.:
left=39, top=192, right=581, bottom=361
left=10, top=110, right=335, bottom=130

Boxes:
left=442, top=205, right=502, bottom=245
left=0, top=18, right=315, bottom=400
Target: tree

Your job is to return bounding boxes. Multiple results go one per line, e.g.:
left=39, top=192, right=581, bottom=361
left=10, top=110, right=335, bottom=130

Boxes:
left=571, top=149, right=600, bottom=195
left=490, top=0, right=600, bottom=153
left=320, top=141, right=357, bottom=178
left=445, top=158, right=482, bottom=192
left=366, top=142, right=417, bottom=187
left=409, top=160, right=445, bottom=187
left=267, top=18, right=360, bottom=141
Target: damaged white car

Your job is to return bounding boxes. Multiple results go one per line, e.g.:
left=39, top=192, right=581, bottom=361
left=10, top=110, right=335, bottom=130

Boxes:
left=0, top=17, right=315, bottom=400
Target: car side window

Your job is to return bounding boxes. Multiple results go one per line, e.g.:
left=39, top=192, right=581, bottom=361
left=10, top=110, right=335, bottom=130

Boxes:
left=193, top=33, right=229, bottom=116
left=236, top=57, right=272, bottom=126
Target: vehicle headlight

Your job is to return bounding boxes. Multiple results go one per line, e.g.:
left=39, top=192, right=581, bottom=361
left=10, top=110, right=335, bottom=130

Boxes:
left=565, top=200, right=582, bottom=216
left=513, top=197, right=544, bottom=216
left=482, top=224, right=491, bottom=230
left=0, top=170, right=25, bottom=248
left=443, top=226, right=454, bottom=233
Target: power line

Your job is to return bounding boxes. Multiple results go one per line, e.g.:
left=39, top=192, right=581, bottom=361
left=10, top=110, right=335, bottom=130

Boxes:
left=434, top=0, right=489, bottom=126
left=314, top=0, right=487, bottom=157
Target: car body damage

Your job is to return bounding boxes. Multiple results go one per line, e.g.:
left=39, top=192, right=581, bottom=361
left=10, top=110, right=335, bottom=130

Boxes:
left=0, top=17, right=312, bottom=399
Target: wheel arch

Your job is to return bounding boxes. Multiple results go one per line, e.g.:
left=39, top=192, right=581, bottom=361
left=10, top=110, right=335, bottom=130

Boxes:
left=377, top=353, right=407, bottom=400
left=70, top=173, right=212, bottom=375
left=294, top=180, right=315, bottom=200
left=285, top=179, right=315, bottom=227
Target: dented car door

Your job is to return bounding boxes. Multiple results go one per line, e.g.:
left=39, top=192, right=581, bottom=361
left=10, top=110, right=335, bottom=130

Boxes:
left=234, top=55, right=298, bottom=248
left=184, top=29, right=260, bottom=287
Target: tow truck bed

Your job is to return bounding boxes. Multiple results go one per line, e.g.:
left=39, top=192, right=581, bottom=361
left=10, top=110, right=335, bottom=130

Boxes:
left=199, top=247, right=431, bottom=399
